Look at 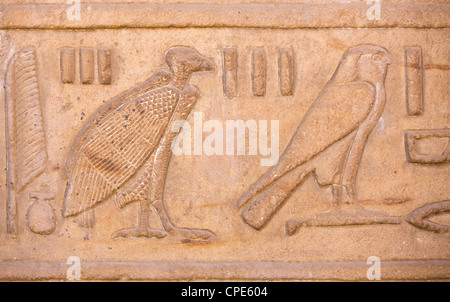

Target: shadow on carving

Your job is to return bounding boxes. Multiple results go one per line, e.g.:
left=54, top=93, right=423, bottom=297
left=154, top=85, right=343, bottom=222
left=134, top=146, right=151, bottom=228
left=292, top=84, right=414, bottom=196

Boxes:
left=60, top=47, right=113, bottom=85
left=5, top=47, right=48, bottom=237
left=60, top=47, right=75, bottom=84
left=63, top=46, right=216, bottom=242
left=237, top=45, right=397, bottom=232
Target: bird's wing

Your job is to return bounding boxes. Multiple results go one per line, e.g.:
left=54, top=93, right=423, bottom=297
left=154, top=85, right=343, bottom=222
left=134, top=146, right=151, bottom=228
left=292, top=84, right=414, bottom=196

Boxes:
left=279, top=81, right=375, bottom=171
left=62, top=86, right=179, bottom=218
left=63, top=70, right=172, bottom=179
left=115, top=152, right=155, bottom=209
left=115, top=85, right=201, bottom=209
left=237, top=81, right=375, bottom=208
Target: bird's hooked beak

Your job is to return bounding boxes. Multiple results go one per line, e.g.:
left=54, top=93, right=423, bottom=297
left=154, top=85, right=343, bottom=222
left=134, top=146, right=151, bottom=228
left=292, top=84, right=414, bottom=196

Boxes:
left=198, top=55, right=216, bottom=73
left=382, top=54, right=394, bottom=66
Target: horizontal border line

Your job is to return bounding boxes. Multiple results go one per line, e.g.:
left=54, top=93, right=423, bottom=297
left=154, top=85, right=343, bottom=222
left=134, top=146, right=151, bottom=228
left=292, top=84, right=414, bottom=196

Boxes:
left=0, top=260, right=449, bottom=280
left=1, top=3, right=450, bottom=30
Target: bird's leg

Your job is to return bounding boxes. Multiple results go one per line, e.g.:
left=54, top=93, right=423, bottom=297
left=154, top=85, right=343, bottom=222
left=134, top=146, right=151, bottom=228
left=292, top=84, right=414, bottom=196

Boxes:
left=317, top=183, right=347, bottom=217
left=343, top=182, right=363, bottom=208
left=153, top=199, right=215, bottom=242
left=331, top=184, right=344, bottom=212
left=112, top=199, right=167, bottom=239
left=149, top=99, right=216, bottom=242
left=340, top=158, right=370, bottom=214
left=340, top=83, right=386, bottom=211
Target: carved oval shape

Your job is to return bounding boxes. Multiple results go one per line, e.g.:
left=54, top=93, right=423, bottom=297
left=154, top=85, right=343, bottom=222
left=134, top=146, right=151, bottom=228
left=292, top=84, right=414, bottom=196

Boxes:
left=26, top=200, right=56, bottom=235
left=406, top=200, right=450, bottom=234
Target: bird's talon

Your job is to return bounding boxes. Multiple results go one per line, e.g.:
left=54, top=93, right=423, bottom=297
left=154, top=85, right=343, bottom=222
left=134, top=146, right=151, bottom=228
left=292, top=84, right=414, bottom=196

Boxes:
left=167, top=228, right=216, bottom=242
left=112, top=227, right=167, bottom=239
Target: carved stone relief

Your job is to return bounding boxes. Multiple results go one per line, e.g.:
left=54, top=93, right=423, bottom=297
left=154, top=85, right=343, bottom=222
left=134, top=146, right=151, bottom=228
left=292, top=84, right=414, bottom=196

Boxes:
left=5, top=47, right=47, bottom=237
left=0, top=1, right=449, bottom=281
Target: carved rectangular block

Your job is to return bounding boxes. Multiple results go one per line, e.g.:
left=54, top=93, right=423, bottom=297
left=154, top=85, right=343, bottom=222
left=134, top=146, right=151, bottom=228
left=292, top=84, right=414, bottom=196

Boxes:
left=252, top=48, right=266, bottom=97
left=80, top=48, right=94, bottom=84
left=0, top=1, right=449, bottom=282
left=405, top=47, right=424, bottom=116
left=223, top=47, right=237, bottom=98
left=279, top=48, right=294, bottom=96
left=98, top=48, right=112, bottom=85
left=60, top=47, right=75, bottom=84
left=405, top=129, right=450, bottom=164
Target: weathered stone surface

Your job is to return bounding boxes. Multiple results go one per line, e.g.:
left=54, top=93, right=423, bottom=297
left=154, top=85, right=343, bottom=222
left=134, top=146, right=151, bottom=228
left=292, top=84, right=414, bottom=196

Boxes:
left=0, top=0, right=449, bottom=281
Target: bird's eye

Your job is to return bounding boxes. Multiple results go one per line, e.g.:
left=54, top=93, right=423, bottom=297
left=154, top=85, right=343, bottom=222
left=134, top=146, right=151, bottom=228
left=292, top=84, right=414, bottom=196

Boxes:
left=372, top=54, right=382, bottom=62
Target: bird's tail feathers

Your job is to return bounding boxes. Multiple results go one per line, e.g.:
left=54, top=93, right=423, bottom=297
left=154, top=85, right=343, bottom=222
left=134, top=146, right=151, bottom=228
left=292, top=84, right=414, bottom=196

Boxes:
left=237, top=162, right=290, bottom=209
left=78, top=209, right=95, bottom=228
left=63, top=183, right=96, bottom=228
left=241, top=164, right=313, bottom=230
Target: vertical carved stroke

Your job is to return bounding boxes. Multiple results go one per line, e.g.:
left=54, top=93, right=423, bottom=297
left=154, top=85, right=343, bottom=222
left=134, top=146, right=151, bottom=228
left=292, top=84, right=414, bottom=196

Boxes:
left=5, top=47, right=47, bottom=236
left=252, top=48, right=266, bottom=97
left=98, top=48, right=112, bottom=85
left=80, top=48, right=94, bottom=84
left=223, top=47, right=237, bottom=98
left=60, top=47, right=75, bottom=84
left=279, top=48, right=294, bottom=96
left=405, top=47, right=423, bottom=116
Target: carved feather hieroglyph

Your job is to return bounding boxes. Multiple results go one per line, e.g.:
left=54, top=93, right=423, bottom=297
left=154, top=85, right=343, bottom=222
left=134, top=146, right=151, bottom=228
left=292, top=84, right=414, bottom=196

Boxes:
left=5, top=47, right=47, bottom=235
